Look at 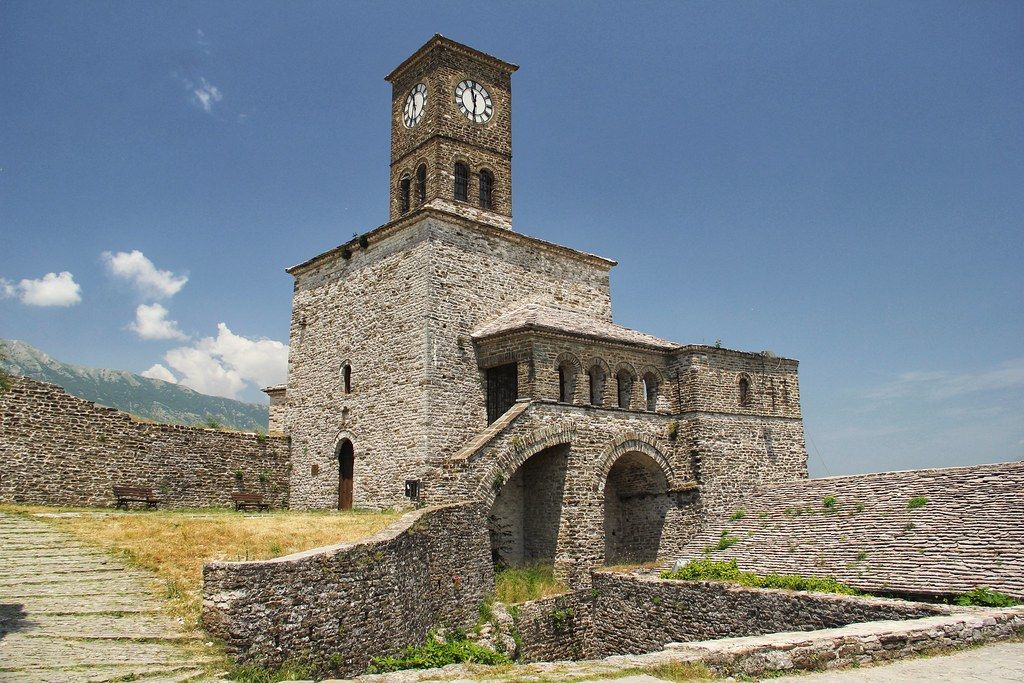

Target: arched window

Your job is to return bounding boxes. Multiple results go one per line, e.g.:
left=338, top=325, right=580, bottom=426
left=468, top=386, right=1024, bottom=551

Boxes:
left=616, top=370, right=633, bottom=409
left=454, top=162, right=469, bottom=201
left=643, top=373, right=659, bottom=412
left=738, top=375, right=751, bottom=406
left=588, top=365, right=606, bottom=406
left=478, top=170, right=493, bottom=209
left=415, top=164, right=427, bottom=205
left=342, top=363, right=352, bottom=394
left=558, top=363, right=576, bottom=403
left=399, top=175, right=411, bottom=214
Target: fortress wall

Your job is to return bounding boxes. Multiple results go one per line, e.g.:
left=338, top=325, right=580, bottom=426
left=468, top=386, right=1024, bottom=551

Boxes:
left=0, top=376, right=290, bottom=508
left=202, top=502, right=492, bottom=677
left=589, top=572, right=947, bottom=657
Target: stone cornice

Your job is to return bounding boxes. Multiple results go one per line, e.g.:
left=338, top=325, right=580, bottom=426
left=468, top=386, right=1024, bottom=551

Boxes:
left=385, top=34, right=519, bottom=83
left=285, top=206, right=616, bottom=276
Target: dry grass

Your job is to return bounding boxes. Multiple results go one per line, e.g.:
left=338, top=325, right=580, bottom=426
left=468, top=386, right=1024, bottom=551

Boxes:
left=0, top=504, right=401, bottom=630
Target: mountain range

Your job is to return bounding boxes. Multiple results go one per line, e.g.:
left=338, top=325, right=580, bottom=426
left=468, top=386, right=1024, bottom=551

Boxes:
left=0, top=339, right=269, bottom=431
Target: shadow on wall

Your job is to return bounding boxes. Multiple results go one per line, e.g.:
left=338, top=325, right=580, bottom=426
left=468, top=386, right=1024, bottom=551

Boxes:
left=604, top=451, right=670, bottom=565
left=488, top=444, right=568, bottom=568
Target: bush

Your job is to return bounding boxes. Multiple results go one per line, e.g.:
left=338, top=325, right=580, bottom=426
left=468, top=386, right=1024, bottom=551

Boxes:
left=953, top=587, right=1020, bottom=607
left=908, top=496, right=928, bottom=510
left=822, top=495, right=837, bottom=510
left=662, top=558, right=859, bottom=596
left=368, top=634, right=510, bottom=672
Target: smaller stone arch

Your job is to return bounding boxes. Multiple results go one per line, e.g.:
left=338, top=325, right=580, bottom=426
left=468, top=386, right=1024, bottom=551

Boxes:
left=738, top=372, right=754, bottom=406
left=586, top=357, right=610, bottom=406
left=613, top=362, right=638, bottom=410
left=554, top=352, right=582, bottom=403
left=339, top=359, right=352, bottom=394
left=639, top=366, right=664, bottom=412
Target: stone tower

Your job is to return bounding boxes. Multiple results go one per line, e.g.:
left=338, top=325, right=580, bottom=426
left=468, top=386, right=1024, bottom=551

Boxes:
left=385, top=35, right=517, bottom=228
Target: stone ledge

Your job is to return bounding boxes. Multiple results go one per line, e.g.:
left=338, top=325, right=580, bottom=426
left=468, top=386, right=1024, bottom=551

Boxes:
left=339, top=606, right=1024, bottom=682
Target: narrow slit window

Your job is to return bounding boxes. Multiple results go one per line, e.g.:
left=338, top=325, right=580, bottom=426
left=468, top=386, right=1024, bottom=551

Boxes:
left=454, top=162, right=469, bottom=201
left=478, top=170, right=493, bottom=209
left=416, top=164, right=427, bottom=205
left=589, top=365, right=606, bottom=406
left=399, top=175, right=411, bottom=213
left=343, top=364, right=352, bottom=394
left=739, top=376, right=751, bottom=406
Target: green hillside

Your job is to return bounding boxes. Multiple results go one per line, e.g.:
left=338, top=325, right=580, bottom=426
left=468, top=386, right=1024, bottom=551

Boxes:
left=0, top=339, right=269, bottom=432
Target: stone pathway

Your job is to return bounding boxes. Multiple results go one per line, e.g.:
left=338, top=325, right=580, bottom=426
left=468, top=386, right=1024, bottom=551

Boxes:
left=0, top=512, right=211, bottom=682
left=760, top=640, right=1024, bottom=682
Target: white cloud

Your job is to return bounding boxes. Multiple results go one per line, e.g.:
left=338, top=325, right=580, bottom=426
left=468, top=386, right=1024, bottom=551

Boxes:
left=103, top=250, right=187, bottom=299
left=867, top=358, right=1024, bottom=401
left=191, top=77, right=222, bottom=113
left=162, top=323, right=287, bottom=399
left=141, top=363, right=177, bottom=384
left=129, top=303, right=189, bottom=340
left=2, top=271, right=82, bottom=307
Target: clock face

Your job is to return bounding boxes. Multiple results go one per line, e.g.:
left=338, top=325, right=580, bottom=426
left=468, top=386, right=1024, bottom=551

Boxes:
left=455, top=79, right=493, bottom=123
left=403, top=83, right=427, bottom=128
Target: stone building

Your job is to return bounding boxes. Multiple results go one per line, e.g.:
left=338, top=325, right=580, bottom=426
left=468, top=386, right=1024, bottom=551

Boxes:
left=271, top=35, right=808, bottom=582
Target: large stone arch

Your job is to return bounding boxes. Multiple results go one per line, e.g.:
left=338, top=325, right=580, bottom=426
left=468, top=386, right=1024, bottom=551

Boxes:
left=599, top=433, right=675, bottom=565
left=482, top=424, right=575, bottom=569
left=475, top=424, right=575, bottom=506
left=597, top=433, right=674, bottom=492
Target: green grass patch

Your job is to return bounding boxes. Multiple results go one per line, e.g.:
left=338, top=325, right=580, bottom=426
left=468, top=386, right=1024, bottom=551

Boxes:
left=822, top=495, right=837, bottom=510
left=953, top=587, right=1021, bottom=607
left=908, top=496, right=928, bottom=510
left=495, top=563, right=567, bottom=604
left=229, top=658, right=317, bottom=683
left=704, top=529, right=739, bottom=553
left=368, top=634, right=510, bottom=673
left=662, top=558, right=859, bottom=595
left=642, top=660, right=715, bottom=681
left=729, top=508, right=746, bottom=521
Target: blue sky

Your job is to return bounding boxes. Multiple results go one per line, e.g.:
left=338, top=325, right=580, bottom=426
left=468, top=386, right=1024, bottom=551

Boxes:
left=2, top=1, right=1022, bottom=476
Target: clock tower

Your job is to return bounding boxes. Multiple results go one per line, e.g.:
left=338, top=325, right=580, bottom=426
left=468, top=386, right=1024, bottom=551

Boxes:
left=385, top=35, right=518, bottom=228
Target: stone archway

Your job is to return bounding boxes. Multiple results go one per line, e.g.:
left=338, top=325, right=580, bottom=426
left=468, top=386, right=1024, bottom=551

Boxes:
left=488, top=444, right=569, bottom=568
left=336, top=439, right=354, bottom=510
left=603, top=450, right=671, bottom=565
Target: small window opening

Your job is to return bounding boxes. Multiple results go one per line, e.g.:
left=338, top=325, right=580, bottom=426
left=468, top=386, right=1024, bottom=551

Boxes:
left=416, top=164, right=427, bottom=205
left=478, top=170, right=493, bottom=209
left=739, top=375, right=751, bottom=406
left=399, top=175, right=411, bottom=213
left=643, top=373, right=659, bottom=412
left=454, top=162, right=469, bottom=201
left=589, top=365, right=606, bottom=406
left=616, top=370, right=633, bottom=409
left=343, top=363, right=352, bottom=394
left=558, top=363, right=576, bottom=403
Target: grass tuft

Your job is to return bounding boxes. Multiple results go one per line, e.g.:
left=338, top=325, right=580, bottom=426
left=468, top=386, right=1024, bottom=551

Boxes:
left=368, top=633, right=510, bottom=673
left=643, top=660, right=715, bottom=681
left=908, top=496, right=928, bottom=510
left=663, top=558, right=859, bottom=595
left=494, top=563, right=567, bottom=604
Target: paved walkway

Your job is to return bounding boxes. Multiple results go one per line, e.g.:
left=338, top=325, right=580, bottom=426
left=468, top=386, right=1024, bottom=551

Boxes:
left=0, top=512, right=209, bottom=682
left=762, top=640, right=1024, bottom=682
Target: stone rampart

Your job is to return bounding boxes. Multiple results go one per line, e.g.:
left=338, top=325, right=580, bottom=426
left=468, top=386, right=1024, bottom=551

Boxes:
left=0, top=376, right=290, bottom=508
left=201, top=502, right=493, bottom=677
left=589, top=572, right=947, bottom=657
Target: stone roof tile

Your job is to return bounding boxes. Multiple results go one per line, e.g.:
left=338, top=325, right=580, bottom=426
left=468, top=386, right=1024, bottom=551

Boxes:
left=472, top=304, right=680, bottom=350
left=672, top=460, right=1024, bottom=599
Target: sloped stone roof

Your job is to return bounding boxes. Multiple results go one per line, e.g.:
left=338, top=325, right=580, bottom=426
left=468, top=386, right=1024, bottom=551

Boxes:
left=472, top=304, right=680, bottom=350
left=673, top=460, right=1024, bottom=599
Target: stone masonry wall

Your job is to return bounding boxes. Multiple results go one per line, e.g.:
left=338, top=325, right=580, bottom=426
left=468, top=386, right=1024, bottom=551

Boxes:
left=202, top=503, right=492, bottom=677
left=0, top=377, right=289, bottom=508
left=286, top=214, right=614, bottom=510
left=514, top=591, right=595, bottom=663
left=589, top=572, right=947, bottom=657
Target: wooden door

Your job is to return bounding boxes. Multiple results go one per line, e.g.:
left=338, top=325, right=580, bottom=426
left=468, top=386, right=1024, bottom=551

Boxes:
left=338, top=440, right=354, bottom=510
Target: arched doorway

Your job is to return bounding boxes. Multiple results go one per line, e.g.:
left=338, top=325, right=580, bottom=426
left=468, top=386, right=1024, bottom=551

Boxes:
left=488, top=444, right=568, bottom=568
left=337, top=439, right=354, bottom=510
left=603, top=451, right=670, bottom=564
